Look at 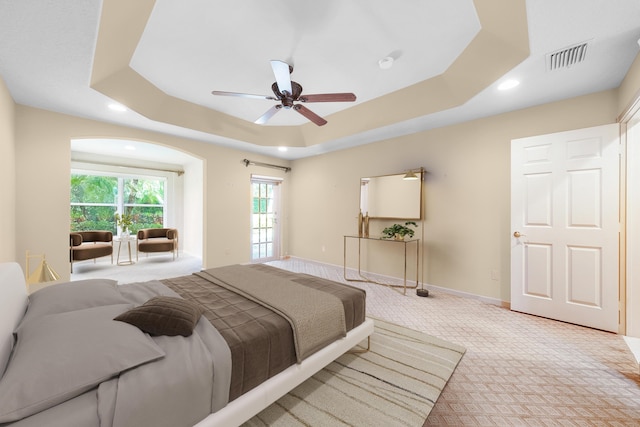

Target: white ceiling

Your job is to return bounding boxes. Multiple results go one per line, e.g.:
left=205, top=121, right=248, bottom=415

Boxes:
left=1, top=0, right=640, bottom=164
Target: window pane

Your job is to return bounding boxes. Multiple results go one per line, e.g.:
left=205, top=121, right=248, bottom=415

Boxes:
left=126, top=206, right=164, bottom=233
left=71, top=173, right=167, bottom=234
left=70, top=174, right=117, bottom=203
left=251, top=180, right=279, bottom=261
left=123, top=178, right=165, bottom=204
left=70, top=206, right=117, bottom=232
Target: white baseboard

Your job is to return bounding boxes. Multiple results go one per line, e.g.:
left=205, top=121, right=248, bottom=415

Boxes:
left=421, top=282, right=505, bottom=307
left=284, top=256, right=505, bottom=307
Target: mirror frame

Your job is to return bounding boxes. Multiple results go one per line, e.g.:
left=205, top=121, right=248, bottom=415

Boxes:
left=360, top=168, right=424, bottom=220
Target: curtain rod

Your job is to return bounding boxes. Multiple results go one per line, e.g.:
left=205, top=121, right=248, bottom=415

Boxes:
left=243, top=159, right=291, bottom=173
left=72, top=159, right=184, bottom=176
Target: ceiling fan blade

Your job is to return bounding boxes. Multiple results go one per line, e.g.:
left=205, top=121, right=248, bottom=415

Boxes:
left=212, top=91, right=277, bottom=101
left=299, top=93, right=356, bottom=103
left=294, top=104, right=327, bottom=126
left=254, top=105, right=282, bottom=125
left=270, top=60, right=293, bottom=95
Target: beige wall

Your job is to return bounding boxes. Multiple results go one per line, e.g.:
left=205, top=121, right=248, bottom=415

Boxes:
left=13, top=106, right=290, bottom=281
left=289, top=90, right=619, bottom=302
left=619, top=54, right=640, bottom=117
left=4, top=52, right=639, bottom=303
left=0, top=77, right=16, bottom=263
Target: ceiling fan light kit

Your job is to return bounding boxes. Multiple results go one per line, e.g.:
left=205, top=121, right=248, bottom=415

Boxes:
left=212, top=60, right=356, bottom=126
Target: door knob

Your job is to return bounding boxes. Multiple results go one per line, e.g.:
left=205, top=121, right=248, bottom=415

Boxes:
left=513, top=231, right=526, bottom=238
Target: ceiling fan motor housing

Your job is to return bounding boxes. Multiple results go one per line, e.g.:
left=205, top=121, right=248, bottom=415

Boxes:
left=272, top=81, right=303, bottom=108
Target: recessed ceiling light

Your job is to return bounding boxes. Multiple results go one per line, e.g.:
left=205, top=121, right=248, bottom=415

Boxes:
left=108, top=103, right=127, bottom=112
left=498, top=79, right=520, bottom=91
left=278, top=146, right=288, bottom=152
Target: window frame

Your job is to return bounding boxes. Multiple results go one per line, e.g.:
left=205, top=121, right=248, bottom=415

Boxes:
left=71, top=162, right=175, bottom=234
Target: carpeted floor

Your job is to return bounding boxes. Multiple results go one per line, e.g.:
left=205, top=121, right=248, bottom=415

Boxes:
left=243, top=318, right=465, bottom=427
left=69, top=253, right=202, bottom=284
left=72, top=256, right=640, bottom=425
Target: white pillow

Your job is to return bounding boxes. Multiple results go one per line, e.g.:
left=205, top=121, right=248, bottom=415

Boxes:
left=0, top=262, right=28, bottom=378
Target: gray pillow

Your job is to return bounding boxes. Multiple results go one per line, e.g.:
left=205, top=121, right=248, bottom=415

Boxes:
left=21, top=279, right=127, bottom=325
left=114, top=296, right=204, bottom=337
left=0, top=304, right=165, bottom=423
left=0, top=263, right=29, bottom=380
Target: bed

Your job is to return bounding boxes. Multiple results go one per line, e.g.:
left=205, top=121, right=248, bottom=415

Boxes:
left=0, top=261, right=374, bottom=427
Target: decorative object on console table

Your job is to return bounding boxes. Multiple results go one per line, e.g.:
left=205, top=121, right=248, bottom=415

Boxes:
left=358, top=211, right=363, bottom=237
left=363, top=213, right=370, bottom=237
left=25, top=251, right=60, bottom=287
left=381, top=221, right=417, bottom=241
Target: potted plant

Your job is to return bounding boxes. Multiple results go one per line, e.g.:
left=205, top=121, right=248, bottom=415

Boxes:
left=115, top=212, right=133, bottom=237
left=381, top=221, right=418, bottom=240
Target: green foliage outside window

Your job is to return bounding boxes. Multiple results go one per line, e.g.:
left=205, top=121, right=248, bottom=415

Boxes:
left=71, top=174, right=166, bottom=233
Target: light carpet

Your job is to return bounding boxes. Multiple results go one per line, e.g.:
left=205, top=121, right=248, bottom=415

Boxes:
left=243, top=318, right=466, bottom=427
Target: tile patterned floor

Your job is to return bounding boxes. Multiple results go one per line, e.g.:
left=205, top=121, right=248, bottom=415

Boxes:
left=267, top=258, right=640, bottom=426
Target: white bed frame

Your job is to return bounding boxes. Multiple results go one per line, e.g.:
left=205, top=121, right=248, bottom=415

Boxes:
left=0, top=262, right=374, bottom=427
left=195, top=318, right=374, bottom=426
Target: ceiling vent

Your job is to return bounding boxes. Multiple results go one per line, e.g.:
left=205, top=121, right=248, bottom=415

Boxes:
left=546, top=42, right=588, bottom=71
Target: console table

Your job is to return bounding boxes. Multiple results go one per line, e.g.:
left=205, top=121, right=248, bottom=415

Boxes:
left=343, top=235, right=419, bottom=295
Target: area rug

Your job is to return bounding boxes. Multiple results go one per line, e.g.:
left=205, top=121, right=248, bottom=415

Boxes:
left=243, top=318, right=466, bottom=426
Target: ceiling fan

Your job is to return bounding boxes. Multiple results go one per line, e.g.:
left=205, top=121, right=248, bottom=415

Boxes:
left=212, top=60, right=356, bottom=126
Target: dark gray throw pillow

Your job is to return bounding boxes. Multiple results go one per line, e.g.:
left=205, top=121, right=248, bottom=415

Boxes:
left=114, top=296, right=204, bottom=337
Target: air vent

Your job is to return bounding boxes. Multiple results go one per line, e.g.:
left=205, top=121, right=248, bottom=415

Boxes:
left=547, top=42, right=588, bottom=71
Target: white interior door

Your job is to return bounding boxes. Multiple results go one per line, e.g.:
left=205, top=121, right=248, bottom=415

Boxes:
left=511, top=124, right=620, bottom=332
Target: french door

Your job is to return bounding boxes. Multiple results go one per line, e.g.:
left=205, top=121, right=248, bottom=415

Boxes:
left=511, top=124, right=620, bottom=332
left=251, top=177, right=281, bottom=262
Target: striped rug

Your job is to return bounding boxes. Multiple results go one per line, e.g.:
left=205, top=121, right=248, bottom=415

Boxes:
left=243, top=318, right=466, bottom=426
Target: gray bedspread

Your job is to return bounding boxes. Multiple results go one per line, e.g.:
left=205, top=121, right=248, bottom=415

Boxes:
left=1, top=280, right=231, bottom=427
left=2, top=266, right=366, bottom=427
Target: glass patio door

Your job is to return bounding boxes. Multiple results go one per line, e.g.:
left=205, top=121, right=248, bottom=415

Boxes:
left=251, top=177, right=281, bottom=262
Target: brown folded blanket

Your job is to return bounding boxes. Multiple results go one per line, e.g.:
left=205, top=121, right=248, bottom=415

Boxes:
left=197, top=264, right=347, bottom=362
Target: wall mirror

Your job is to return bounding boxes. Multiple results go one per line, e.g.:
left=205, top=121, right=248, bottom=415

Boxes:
left=360, top=169, right=423, bottom=219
